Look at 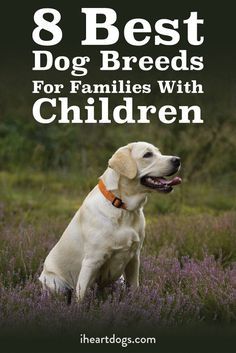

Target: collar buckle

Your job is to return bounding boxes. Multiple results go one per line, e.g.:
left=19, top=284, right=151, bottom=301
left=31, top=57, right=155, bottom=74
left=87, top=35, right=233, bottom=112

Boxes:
left=112, top=197, right=124, bottom=208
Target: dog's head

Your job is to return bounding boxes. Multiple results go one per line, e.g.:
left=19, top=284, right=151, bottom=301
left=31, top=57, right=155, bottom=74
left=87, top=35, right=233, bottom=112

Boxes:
left=108, top=142, right=181, bottom=193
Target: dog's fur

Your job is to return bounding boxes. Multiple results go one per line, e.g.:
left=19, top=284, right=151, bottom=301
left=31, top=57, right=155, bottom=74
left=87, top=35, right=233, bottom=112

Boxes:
left=39, top=142, right=180, bottom=302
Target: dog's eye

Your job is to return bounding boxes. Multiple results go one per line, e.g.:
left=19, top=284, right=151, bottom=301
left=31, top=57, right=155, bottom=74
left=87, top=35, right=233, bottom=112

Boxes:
left=143, top=152, right=153, bottom=158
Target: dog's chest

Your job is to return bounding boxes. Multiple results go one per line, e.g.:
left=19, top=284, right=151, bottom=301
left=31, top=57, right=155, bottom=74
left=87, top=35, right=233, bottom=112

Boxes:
left=98, top=225, right=141, bottom=284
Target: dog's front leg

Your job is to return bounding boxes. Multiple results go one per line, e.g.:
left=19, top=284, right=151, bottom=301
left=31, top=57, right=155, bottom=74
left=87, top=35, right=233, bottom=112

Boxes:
left=124, top=252, right=140, bottom=289
left=76, top=258, right=101, bottom=302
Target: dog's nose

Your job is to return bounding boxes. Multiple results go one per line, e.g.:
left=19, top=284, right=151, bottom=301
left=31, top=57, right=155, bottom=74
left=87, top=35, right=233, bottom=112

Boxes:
left=171, top=157, right=181, bottom=168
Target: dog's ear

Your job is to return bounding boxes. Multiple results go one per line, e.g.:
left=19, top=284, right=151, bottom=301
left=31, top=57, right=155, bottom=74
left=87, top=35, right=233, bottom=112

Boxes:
left=108, top=146, right=137, bottom=179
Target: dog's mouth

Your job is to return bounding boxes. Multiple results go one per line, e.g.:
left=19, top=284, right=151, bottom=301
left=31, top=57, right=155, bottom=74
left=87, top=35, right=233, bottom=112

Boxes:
left=140, top=175, right=182, bottom=193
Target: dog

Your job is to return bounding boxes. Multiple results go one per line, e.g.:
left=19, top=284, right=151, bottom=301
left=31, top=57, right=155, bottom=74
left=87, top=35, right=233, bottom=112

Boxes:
left=39, top=142, right=181, bottom=303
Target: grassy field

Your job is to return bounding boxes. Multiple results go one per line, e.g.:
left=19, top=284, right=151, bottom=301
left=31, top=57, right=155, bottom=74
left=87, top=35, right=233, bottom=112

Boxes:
left=0, top=169, right=235, bottom=342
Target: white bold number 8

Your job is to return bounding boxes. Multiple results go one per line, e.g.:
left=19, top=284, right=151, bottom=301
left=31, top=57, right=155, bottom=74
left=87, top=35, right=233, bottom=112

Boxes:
left=32, top=8, right=62, bottom=46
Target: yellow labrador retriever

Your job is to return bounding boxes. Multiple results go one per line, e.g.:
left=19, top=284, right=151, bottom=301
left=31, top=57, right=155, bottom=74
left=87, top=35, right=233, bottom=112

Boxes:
left=39, top=142, right=181, bottom=303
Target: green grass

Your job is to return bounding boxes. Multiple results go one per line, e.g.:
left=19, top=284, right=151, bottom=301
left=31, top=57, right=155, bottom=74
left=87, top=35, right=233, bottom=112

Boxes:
left=1, top=170, right=235, bottom=223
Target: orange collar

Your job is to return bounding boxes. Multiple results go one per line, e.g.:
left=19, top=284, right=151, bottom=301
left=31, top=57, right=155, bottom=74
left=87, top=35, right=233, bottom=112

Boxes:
left=98, top=179, right=127, bottom=210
